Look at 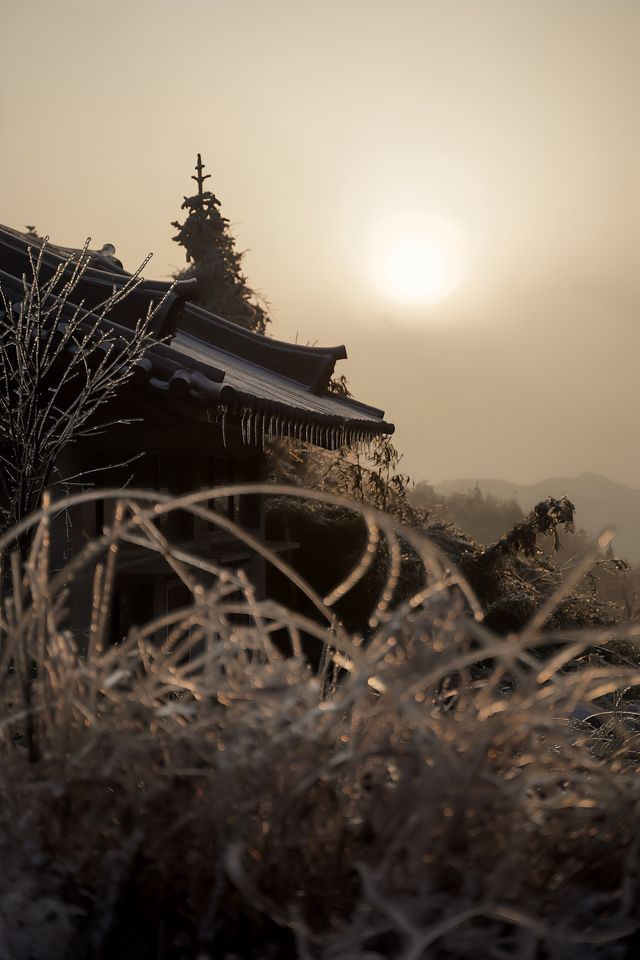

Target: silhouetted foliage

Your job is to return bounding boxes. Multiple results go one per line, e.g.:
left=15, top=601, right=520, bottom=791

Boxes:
left=411, top=481, right=524, bottom=544
left=172, top=155, right=270, bottom=334
left=326, top=372, right=352, bottom=398
left=410, top=483, right=636, bottom=628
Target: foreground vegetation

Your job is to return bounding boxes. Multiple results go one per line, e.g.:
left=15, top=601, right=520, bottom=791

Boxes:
left=1, top=486, right=640, bottom=959
left=3, top=172, right=639, bottom=957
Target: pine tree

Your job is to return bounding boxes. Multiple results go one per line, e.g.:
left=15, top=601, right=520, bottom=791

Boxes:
left=172, top=155, right=270, bottom=334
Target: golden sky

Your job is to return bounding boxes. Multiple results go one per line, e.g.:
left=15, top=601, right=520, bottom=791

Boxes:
left=3, top=0, right=640, bottom=486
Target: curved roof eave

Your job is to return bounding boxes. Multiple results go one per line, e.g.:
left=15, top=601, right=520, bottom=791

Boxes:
left=0, top=225, right=395, bottom=448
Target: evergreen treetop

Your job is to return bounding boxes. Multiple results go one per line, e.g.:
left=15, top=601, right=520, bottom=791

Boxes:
left=172, top=154, right=270, bottom=335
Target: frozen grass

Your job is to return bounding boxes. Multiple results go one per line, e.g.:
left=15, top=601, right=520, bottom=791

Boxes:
left=1, top=485, right=640, bottom=959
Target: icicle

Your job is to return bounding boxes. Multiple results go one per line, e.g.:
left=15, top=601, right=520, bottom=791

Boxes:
left=252, top=411, right=259, bottom=448
left=221, top=409, right=227, bottom=449
left=261, top=413, right=266, bottom=450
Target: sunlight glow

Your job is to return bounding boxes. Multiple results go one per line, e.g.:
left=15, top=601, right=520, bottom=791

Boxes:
left=369, top=213, right=464, bottom=306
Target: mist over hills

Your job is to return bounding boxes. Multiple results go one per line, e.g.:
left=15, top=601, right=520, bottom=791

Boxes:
left=434, top=473, right=640, bottom=563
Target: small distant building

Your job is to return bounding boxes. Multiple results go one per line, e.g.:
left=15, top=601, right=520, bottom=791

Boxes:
left=0, top=224, right=394, bottom=635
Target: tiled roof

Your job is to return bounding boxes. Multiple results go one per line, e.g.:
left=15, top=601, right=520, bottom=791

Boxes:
left=0, top=225, right=394, bottom=447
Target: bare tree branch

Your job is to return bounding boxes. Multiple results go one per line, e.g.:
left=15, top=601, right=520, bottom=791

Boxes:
left=0, top=240, right=167, bottom=531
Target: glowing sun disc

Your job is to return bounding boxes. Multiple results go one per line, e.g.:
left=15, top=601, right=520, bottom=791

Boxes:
left=369, top=213, right=464, bottom=305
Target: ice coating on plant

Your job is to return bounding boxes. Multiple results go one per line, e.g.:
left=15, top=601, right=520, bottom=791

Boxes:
left=0, top=485, right=639, bottom=959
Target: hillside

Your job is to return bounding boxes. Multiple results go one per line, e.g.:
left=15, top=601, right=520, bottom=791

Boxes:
left=435, top=472, right=640, bottom=562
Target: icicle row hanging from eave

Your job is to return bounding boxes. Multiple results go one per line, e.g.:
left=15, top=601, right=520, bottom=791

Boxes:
left=215, top=404, right=380, bottom=452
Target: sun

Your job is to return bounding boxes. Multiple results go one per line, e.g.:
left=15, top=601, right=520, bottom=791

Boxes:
left=369, top=212, right=464, bottom=306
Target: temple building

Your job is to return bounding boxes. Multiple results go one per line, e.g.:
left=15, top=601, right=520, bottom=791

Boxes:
left=0, top=222, right=394, bottom=635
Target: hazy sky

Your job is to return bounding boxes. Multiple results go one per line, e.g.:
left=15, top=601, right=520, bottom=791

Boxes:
left=3, top=0, right=640, bottom=486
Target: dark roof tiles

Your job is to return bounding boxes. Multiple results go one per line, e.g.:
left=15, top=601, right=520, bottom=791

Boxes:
left=0, top=225, right=394, bottom=447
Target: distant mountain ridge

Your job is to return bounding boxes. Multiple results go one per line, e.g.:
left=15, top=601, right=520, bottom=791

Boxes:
left=434, top=473, right=640, bottom=563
